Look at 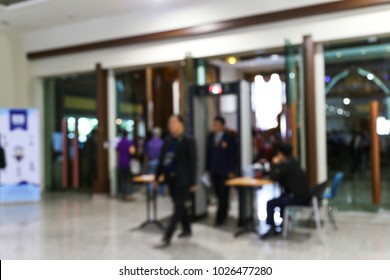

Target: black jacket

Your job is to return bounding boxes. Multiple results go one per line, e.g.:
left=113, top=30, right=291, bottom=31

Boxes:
left=0, top=145, right=6, bottom=169
left=206, top=131, right=235, bottom=176
left=270, top=158, right=310, bottom=200
left=155, top=134, right=197, bottom=189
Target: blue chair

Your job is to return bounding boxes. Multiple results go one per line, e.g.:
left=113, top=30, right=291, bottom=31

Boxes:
left=323, top=172, right=344, bottom=230
left=283, top=181, right=328, bottom=243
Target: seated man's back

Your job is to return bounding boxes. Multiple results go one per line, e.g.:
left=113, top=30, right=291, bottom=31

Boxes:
left=270, top=157, right=310, bottom=201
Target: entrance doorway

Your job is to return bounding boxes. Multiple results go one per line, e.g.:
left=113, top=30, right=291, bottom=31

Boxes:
left=325, top=41, right=390, bottom=210
left=44, top=72, right=98, bottom=194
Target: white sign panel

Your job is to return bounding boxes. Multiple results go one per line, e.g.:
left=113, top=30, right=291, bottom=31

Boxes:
left=0, top=108, right=41, bottom=203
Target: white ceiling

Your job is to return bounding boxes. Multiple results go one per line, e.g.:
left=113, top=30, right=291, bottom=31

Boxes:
left=0, top=0, right=339, bottom=32
left=209, top=55, right=286, bottom=73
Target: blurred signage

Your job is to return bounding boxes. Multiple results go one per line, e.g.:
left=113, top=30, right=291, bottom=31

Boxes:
left=0, top=109, right=41, bottom=204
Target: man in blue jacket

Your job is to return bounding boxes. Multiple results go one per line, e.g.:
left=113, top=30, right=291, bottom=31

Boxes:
left=206, top=116, right=236, bottom=226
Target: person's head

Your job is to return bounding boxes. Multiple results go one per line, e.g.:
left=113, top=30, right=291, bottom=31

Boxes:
left=274, top=142, right=293, bottom=160
left=152, top=127, right=162, bottom=138
left=213, top=116, right=225, bottom=133
left=119, top=129, right=128, bottom=138
left=168, top=115, right=185, bottom=138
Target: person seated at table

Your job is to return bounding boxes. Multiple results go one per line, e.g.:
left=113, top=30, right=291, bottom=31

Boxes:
left=261, top=142, right=310, bottom=240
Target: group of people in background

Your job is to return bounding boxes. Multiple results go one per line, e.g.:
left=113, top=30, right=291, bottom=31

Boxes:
left=116, top=114, right=311, bottom=248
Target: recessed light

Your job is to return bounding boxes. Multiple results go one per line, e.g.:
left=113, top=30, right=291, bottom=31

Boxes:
left=226, top=56, right=238, bottom=65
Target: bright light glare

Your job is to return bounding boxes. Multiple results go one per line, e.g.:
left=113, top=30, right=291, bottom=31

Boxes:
left=252, top=74, right=284, bottom=130
left=343, top=98, right=351, bottom=105
left=377, top=117, right=390, bottom=135
left=367, top=73, right=374, bottom=80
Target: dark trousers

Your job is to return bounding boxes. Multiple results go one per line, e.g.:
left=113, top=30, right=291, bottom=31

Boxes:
left=211, top=173, right=230, bottom=224
left=118, top=168, right=132, bottom=198
left=266, top=193, right=309, bottom=227
left=164, top=175, right=191, bottom=241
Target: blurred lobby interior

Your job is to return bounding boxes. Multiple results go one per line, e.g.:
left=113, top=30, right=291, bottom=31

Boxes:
left=1, top=0, right=390, bottom=259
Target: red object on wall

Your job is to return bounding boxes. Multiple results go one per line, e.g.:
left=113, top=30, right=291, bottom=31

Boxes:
left=73, top=118, right=79, bottom=189
left=61, top=118, right=68, bottom=188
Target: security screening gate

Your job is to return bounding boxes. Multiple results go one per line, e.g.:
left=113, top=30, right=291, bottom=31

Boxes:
left=189, top=80, right=252, bottom=223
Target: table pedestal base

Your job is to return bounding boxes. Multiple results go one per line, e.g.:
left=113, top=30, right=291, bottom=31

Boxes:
left=139, top=220, right=165, bottom=231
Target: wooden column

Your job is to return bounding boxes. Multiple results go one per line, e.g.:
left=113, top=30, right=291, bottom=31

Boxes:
left=370, top=101, right=381, bottom=205
left=145, top=67, right=154, bottom=131
left=95, top=63, right=109, bottom=193
left=182, top=53, right=195, bottom=122
left=303, top=35, right=318, bottom=187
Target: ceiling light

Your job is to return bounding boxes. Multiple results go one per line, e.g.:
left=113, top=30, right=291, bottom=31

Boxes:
left=367, top=73, right=374, bottom=80
left=343, top=98, right=351, bottom=105
left=226, top=56, right=238, bottom=65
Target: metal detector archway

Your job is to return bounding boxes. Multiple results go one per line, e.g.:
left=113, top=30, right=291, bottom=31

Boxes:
left=189, top=80, right=252, bottom=222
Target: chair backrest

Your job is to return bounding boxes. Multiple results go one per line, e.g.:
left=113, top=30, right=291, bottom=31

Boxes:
left=310, top=181, right=328, bottom=200
left=325, top=172, right=344, bottom=200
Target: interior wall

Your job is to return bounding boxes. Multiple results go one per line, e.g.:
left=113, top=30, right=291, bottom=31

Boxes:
left=220, top=66, right=240, bottom=83
left=0, top=32, right=16, bottom=107
left=27, top=5, right=390, bottom=78
left=0, top=31, right=30, bottom=108
left=22, top=0, right=338, bottom=53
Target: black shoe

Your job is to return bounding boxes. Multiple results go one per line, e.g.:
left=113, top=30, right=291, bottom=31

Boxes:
left=178, top=232, right=192, bottom=238
left=154, top=239, right=170, bottom=249
left=260, top=228, right=276, bottom=240
left=214, top=220, right=225, bottom=227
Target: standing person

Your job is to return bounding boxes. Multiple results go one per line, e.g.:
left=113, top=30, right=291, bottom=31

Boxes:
left=144, top=127, right=164, bottom=195
left=0, top=136, right=6, bottom=185
left=116, top=130, right=136, bottom=201
left=154, top=115, right=197, bottom=248
left=84, top=129, right=97, bottom=189
left=261, top=142, right=310, bottom=239
left=206, top=116, right=235, bottom=226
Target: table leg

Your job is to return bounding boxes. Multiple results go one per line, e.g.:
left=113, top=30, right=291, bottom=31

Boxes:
left=152, top=187, right=165, bottom=230
left=139, top=185, right=164, bottom=231
left=234, top=187, right=260, bottom=238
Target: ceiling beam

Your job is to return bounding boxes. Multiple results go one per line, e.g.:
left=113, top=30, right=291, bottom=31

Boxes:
left=27, top=0, right=390, bottom=60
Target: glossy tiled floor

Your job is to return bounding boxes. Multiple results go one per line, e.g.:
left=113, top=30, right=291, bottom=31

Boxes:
left=1, top=191, right=390, bottom=260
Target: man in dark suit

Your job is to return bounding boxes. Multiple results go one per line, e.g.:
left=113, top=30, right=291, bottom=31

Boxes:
left=206, top=116, right=235, bottom=226
left=261, top=142, right=310, bottom=239
left=154, top=115, right=197, bottom=248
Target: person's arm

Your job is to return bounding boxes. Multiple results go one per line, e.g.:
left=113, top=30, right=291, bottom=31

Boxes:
left=269, top=158, right=288, bottom=182
left=226, top=134, right=235, bottom=176
left=188, top=138, right=197, bottom=188
left=205, top=134, right=212, bottom=173
left=154, top=138, right=167, bottom=185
